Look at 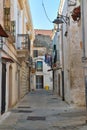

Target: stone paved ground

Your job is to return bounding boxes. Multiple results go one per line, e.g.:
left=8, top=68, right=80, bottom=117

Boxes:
left=0, top=90, right=87, bottom=130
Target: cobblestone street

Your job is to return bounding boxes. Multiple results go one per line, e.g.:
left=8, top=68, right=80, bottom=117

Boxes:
left=0, top=90, right=87, bottom=130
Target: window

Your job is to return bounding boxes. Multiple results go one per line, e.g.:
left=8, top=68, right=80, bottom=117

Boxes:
left=36, top=61, right=43, bottom=71
left=33, top=50, right=38, bottom=57
left=54, top=44, right=56, bottom=50
left=4, top=8, right=10, bottom=31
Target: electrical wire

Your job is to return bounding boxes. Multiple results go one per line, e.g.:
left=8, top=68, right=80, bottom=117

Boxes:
left=42, top=0, right=52, bottom=23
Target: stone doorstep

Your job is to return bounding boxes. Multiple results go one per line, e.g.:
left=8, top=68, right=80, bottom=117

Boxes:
left=0, top=112, right=11, bottom=125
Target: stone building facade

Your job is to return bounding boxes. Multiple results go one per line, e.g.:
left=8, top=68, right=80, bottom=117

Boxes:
left=30, top=29, right=53, bottom=91
left=0, top=0, right=34, bottom=116
left=53, top=0, right=85, bottom=106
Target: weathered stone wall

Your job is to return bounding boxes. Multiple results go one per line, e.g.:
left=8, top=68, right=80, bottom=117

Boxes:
left=20, top=61, right=29, bottom=98
left=60, top=0, right=85, bottom=106
left=69, top=23, right=85, bottom=106
left=33, top=34, right=52, bottom=55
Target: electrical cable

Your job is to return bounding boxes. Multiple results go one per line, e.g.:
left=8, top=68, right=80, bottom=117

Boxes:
left=42, top=0, right=52, bottom=23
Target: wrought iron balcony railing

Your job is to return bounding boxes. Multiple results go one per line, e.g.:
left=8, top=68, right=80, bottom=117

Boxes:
left=17, top=34, right=30, bottom=50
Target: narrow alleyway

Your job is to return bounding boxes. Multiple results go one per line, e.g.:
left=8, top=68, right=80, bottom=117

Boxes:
left=0, top=90, right=86, bottom=130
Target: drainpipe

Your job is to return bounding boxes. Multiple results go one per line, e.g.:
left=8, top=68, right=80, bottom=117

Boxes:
left=81, top=0, right=87, bottom=123
left=61, top=24, right=65, bottom=101
left=81, top=0, right=85, bottom=58
left=52, top=70, right=54, bottom=91
left=28, top=67, right=31, bottom=92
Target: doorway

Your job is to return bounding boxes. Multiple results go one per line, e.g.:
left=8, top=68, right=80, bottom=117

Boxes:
left=9, top=65, right=12, bottom=108
left=36, top=75, right=43, bottom=89
left=1, top=63, right=6, bottom=114
left=58, top=74, right=60, bottom=96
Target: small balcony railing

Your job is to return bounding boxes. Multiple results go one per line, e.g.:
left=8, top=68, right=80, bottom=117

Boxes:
left=17, top=34, right=30, bottom=50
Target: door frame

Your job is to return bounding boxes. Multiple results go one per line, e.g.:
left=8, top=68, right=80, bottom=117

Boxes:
left=1, top=63, right=6, bottom=115
left=36, top=75, right=43, bottom=89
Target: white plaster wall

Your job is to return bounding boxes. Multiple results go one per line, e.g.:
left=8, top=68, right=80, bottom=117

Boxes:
left=11, top=64, right=18, bottom=106
left=32, top=56, right=53, bottom=90
left=43, top=61, right=53, bottom=90
left=14, top=0, right=23, bottom=48
left=30, top=73, right=35, bottom=90
left=53, top=30, right=63, bottom=95
left=60, top=0, right=71, bottom=104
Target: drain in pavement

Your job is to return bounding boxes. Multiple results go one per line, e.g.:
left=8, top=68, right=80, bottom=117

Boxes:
left=18, top=110, right=33, bottom=113
left=11, top=110, right=33, bottom=113
left=27, top=116, right=46, bottom=121
left=51, top=98, right=58, bottom=100
left=18, top=106, right=31, bottom=108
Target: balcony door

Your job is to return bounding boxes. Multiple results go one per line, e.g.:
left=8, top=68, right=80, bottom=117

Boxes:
left=36, top=75, right=43, bottom=89
left=1, top=63, right=6, bottom=114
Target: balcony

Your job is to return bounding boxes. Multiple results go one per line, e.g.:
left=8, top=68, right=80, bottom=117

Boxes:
left=17, top=34, right=30, bottom=60
left=4, top=7, right=16, bottom=43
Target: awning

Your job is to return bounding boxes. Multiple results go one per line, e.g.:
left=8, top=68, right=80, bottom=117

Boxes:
left=2, top=56, right=14, bottom=63
left=0, top=24, right=8, bottom=37
left=71, top=6, right=80, bottom=21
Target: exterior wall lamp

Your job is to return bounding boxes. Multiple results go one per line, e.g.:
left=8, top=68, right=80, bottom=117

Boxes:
left=53, top=14, right=70, bottom=25
left=68, top=0, right=77, bottom=6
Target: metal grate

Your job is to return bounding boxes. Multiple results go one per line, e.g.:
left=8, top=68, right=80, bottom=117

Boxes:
left=11, top=109, right=32, bottom=113
left=18, top=106, right=31, bottom=108
left=18, top=110, right=32, bottom=113
left=27, top=116, right=46, bottom=121
left=51, top=98, right=58, bottom=100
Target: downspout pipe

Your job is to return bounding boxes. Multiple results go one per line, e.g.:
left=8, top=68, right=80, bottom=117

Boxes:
left=61, top=24, right=65, bottom=101
left=81, top=0, right=87, bottom=123
left=81, top=0, right=85, bottom=58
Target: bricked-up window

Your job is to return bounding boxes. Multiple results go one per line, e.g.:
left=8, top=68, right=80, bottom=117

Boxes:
left=33, top=50, right=38, bottom=57
left=36, top=61, right=43, bottom=71
left=4, top=8, right=10, bottom=32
